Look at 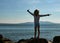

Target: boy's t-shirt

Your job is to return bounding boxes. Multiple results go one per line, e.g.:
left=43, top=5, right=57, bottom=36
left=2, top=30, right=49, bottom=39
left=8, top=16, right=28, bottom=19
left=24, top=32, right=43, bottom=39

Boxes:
left=33, top=15, right=40, bottom=25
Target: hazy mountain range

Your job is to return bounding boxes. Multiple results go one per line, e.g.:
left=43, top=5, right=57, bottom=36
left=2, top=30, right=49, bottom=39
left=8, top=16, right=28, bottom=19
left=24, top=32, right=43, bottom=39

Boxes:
left=0, top=21, right=60, bottom=28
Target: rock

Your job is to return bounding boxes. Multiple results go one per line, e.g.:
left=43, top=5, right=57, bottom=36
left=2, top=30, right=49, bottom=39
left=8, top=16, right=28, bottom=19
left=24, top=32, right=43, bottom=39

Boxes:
left=28, top=38, right=48, bottom=43
left=48, top=40, right=52, bottom=43
left=17, top=39, right=28, bottom=43
left=17, top=38, right=48, bottom=43
left=0, top=34, right=3, bottom=43
left=53, top=36, right=60, bottom=43
left=0, top=34, right=3, bottom=38
left=3, top=38, right=15, bottom=43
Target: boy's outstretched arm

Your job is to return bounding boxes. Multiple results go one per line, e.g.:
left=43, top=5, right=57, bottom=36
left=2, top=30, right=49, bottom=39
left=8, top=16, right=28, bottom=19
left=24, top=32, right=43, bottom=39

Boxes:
left=40, top=14, right=51, bottom=17
left=27, top=10, right=34, bottom=16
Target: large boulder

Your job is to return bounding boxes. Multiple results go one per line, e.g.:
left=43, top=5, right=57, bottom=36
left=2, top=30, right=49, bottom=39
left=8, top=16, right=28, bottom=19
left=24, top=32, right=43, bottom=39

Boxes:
left=17, top=38, right=48, bottom=43
left=0, top=34, right=3, bottom=43
left=53, top=36, right=60, bottom=43
left=28, top=38, right=48, bottom=43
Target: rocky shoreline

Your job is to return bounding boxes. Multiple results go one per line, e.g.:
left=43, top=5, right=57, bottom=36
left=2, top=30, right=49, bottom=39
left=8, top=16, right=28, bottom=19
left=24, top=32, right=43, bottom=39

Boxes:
left=0, top=34, right=60, bottom=43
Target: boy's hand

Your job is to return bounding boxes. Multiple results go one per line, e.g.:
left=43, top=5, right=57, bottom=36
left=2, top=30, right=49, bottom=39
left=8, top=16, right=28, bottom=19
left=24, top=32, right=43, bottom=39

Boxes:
left=47, top=14, right=51, bottom=16
left=27, top=10, right=29, bottom=12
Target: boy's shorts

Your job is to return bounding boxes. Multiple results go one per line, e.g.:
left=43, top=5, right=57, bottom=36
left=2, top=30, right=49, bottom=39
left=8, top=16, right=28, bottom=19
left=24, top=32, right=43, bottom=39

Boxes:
left=35, top=23, right=40, bottom=27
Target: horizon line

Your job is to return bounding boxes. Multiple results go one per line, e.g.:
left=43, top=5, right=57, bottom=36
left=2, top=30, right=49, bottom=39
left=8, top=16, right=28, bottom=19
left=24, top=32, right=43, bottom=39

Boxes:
left=0, top=21, right=60, bottom=24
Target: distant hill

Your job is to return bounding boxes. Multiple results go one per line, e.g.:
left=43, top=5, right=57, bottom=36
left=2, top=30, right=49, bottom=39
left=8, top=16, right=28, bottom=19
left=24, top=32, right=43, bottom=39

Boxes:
left=0, top=21, right=60, bottom=28
left=0, top=21, right=53, bottom=26
left=19, top=21, right=60, bottom=28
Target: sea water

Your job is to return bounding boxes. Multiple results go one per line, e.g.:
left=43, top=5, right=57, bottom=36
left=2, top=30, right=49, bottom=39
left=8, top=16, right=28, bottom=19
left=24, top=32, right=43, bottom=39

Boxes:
left=0, top=26, right=60, bottom=42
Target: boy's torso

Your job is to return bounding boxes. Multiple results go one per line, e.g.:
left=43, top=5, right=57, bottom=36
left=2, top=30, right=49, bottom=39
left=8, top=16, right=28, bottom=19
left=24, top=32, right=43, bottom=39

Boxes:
left=34, top=15, right=40, bottom=24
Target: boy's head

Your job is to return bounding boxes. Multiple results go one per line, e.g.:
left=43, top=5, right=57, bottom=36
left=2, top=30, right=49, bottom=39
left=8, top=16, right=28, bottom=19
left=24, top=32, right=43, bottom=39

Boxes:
left=34, top=9, right=39, bottom=16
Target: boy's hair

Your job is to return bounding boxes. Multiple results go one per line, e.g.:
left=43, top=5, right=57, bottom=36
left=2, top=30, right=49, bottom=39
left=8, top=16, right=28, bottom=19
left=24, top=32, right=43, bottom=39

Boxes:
left=34, top=9, right=39, bottom=16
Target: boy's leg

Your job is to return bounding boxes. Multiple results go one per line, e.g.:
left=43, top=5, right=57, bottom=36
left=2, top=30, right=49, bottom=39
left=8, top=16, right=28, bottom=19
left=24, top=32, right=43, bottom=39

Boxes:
left=34, top=26, right=37, bottom=39
left=38, top=26, right=40, bottom=39
left=37, top=26, right=40, bottom=43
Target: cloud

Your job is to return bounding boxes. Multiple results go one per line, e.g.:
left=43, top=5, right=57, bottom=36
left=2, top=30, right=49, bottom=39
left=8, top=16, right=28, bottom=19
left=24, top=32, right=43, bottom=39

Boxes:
left=0, top=19, right=25, bottom=23
left=51, top=9, right=60, bottom=12
left=23, top=0, right=40, bottom=4
left=40, top=19, right=60, bottom=23
left=30, top=0, right=40, bottom=4
left=43, top=8, right=60, bottom=13
left=55, top=9, right=60, bottom=12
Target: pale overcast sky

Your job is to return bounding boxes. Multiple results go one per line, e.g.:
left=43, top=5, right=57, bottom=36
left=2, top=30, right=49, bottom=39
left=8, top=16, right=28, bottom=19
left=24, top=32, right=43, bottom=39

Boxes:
left=0, top=0, right=60, bottom=23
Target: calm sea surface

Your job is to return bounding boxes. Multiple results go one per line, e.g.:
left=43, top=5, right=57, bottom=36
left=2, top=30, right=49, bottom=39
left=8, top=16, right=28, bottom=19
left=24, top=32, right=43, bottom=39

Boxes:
left=0, top=26, right=60, bottom=41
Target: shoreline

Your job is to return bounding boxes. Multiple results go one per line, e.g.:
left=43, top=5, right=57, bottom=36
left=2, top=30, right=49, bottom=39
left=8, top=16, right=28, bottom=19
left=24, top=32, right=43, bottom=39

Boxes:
left=0, top=34, right=52, bottom=43
left=0, top=34, right=60, bottom=43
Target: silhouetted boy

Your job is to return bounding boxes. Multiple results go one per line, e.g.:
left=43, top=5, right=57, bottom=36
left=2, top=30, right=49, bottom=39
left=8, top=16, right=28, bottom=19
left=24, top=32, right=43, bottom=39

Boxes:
left=27, top=9, right=51, bottom=39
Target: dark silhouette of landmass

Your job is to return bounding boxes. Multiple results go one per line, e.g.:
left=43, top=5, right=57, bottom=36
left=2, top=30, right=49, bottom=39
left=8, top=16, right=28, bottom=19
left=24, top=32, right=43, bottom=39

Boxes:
left=0, top=21, right=60, bottom=28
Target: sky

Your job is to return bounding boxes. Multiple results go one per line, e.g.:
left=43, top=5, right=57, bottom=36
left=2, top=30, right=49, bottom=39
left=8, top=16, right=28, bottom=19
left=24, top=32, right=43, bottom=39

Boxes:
left=0, top=0, right=60, bottom=23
